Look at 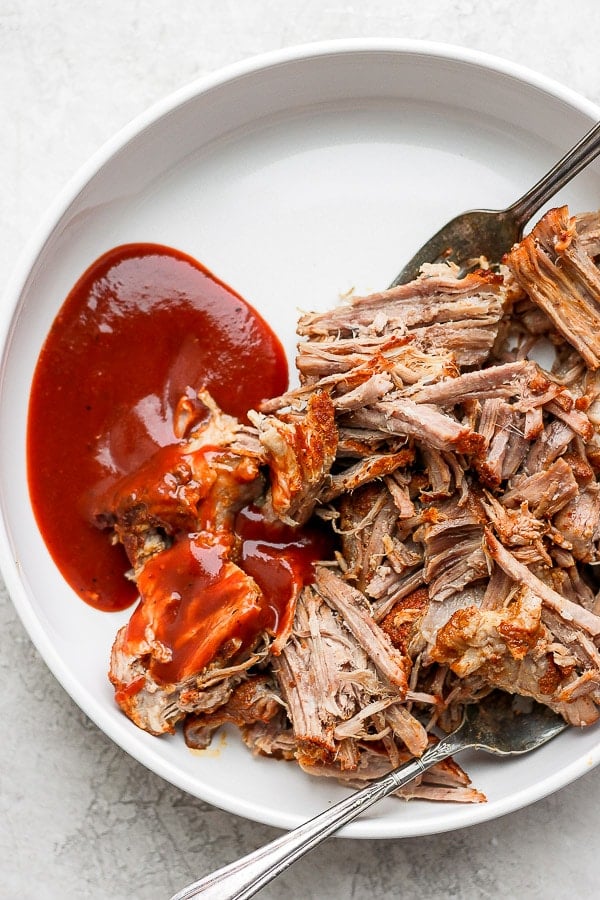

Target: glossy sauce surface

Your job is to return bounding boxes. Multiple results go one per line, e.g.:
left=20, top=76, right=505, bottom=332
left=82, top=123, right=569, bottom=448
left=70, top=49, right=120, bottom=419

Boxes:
left=27, top=244, right=289, bottom=611
left=235, top=503, right=331, bottom=645
left=120, top=508, right=331, bottom=686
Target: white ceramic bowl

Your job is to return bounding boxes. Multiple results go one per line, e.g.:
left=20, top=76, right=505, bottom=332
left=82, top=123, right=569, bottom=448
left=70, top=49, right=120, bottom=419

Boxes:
left=2, top=39, right=600, bottom=838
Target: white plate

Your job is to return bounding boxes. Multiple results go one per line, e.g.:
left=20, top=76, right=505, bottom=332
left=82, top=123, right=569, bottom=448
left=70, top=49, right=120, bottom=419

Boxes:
left=2, top=39, right=600, bottom=839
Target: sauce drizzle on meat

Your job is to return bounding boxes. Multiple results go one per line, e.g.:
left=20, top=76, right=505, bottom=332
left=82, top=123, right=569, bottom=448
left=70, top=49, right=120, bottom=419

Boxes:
left=117, top=506, right=330, bottom=690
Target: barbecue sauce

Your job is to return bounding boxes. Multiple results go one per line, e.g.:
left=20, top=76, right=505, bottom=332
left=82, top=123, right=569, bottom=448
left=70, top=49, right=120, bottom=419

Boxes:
left=118, top=507, right=330, bottom=687
left=27, top=244, right=324, bottom=638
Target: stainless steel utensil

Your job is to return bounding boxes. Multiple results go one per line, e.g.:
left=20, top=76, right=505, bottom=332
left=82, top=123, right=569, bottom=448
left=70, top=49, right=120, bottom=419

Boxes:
left=392, top=119, right=600, bottom=285
left=170, top=693, right=567, bottom=900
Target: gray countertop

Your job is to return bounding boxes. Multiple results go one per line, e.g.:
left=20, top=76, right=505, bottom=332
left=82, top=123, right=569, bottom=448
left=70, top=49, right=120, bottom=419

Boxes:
left=3, top=2, right=600, bottom=898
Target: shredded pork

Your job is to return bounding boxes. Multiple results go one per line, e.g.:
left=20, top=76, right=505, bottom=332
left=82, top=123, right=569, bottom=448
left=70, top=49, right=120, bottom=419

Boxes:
left=103, top=205, right=600, bottom=803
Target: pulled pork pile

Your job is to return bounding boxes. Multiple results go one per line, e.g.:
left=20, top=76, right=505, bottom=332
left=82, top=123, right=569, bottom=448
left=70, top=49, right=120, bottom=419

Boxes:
left=106, top=206, right=600, bottom=803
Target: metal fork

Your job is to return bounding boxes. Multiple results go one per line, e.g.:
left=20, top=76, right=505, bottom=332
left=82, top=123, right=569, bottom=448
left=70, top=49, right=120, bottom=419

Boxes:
left=392, top=119, right=600, bottom=285
left=169, top=692, right=567, bottom=900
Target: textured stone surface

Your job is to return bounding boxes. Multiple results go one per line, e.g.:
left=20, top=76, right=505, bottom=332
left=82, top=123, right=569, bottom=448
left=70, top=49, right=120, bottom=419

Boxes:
left=2, top=2, right=600, bottom=898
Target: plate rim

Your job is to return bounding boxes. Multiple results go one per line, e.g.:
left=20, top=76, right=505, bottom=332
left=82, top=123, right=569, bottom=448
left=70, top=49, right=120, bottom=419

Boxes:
left=2, top=37, right=600, bottom=838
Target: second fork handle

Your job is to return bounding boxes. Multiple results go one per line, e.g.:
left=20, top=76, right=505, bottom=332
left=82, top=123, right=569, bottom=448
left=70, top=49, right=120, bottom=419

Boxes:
left=508, top=119, right=600, bottom=228
left=170, top=729, right=466, bottom=900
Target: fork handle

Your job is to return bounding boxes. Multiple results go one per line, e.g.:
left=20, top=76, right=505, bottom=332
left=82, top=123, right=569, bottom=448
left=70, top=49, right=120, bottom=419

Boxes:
left=508, top=119, right=600, bottom=227
left=170, top=732, right=465, bottom=900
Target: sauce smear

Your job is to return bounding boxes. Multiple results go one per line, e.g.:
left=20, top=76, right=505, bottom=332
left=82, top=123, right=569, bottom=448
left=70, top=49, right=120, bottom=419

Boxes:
left=119, top=508, right=331, bottom=687
left=27, top=244, right=289, bottom=611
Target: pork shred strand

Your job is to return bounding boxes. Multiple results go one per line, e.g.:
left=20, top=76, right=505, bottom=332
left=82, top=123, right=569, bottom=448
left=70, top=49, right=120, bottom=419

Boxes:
left=104, top=206, right=600, bottom=803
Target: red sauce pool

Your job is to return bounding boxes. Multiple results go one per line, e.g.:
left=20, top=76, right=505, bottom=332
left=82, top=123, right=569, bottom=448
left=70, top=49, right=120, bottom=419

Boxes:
left=27, top=244, right=292, bottom=612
